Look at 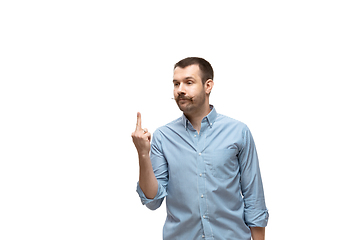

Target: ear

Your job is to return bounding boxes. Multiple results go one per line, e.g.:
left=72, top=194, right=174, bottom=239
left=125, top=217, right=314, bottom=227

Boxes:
left=204, top=79, right=214, bottom=95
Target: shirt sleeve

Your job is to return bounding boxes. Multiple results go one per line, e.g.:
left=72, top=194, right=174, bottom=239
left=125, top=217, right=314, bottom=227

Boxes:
left=136, top=129, right=168, bottom=210
left=238, top=126, right=269, bottom=227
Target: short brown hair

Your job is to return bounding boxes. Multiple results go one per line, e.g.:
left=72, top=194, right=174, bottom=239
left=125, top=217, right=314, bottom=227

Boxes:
left=174, top=57, right=214, bottom=84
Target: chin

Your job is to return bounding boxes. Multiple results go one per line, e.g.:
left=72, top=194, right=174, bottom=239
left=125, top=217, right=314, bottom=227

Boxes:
left=179, top=105, right=196, bottom=114
left=177, top=105, right=187, bottom=112
left=176, top=102, right=188, bottom=112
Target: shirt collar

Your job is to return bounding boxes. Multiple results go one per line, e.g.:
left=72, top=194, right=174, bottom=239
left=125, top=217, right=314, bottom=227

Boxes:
left=181, top=105, right=217, bottom=129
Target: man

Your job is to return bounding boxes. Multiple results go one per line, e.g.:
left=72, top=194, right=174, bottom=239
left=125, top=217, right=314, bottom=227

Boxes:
left=132, top=57, right=269, bottom=240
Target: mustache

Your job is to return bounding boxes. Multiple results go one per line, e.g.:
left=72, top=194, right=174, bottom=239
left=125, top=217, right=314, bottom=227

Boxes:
left=172, top=95, right=194, bottom=101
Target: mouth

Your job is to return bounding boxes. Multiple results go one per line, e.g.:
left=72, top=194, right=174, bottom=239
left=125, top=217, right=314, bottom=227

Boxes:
left=176, top=96, right=193, bottom=102
left=178, top=99, right=192, bottom=105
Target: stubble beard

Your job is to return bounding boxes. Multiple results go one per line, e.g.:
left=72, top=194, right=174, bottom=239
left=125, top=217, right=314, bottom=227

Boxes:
left=176, top=90, right=206, bottom=115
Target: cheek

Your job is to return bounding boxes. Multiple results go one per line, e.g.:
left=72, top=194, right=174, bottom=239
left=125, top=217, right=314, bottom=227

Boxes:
left=192, top=85, right=204, bottom=96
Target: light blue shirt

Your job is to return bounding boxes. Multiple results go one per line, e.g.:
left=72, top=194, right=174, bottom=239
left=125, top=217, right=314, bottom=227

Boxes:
left=137, top=106, right=269, bottom=240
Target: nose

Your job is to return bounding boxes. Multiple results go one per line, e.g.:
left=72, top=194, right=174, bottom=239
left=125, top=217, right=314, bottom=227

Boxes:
left=177, top=83, right=186, bottom=95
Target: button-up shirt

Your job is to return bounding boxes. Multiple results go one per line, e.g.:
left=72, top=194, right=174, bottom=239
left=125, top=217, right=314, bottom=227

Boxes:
left=137, top=106, right=269, bottom=240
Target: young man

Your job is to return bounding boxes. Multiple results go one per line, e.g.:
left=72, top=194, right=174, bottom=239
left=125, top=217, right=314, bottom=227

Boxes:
left=132, top=57, right=269, bottom=240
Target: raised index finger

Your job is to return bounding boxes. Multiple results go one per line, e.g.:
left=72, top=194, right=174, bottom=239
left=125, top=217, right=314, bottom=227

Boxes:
left=136, top=112, right=142, bottom=130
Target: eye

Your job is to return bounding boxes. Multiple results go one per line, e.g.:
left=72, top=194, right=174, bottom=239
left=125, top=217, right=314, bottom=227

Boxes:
left=187, top=81, right=193, bottom=85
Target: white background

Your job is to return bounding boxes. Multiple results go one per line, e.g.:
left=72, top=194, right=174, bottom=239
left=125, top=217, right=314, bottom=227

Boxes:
left=1, top=1, right=359, bottom=239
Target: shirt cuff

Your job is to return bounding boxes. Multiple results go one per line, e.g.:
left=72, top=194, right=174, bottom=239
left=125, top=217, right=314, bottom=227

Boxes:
left=136, top=182, right=167, bottom=208
left=245, top=209, right=269, bottom=228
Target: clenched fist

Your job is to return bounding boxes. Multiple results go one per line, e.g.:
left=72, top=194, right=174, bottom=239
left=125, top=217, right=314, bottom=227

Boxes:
left=131, top=112, right=151, bottom=156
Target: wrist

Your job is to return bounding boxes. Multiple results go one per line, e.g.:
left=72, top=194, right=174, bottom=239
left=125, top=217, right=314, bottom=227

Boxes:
left=138, top=151, right=150, bottom=159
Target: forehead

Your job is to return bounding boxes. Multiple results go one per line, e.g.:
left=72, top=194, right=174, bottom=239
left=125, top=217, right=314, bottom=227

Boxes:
left=173, top=64, right=201, bottom=81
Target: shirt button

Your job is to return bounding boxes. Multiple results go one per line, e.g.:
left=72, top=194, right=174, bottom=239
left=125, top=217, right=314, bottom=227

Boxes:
left=202, top=235, right=205, bottom=238
left=194, top=135, right=197, bottom=137
left=201, top=194, right=204, bottom=198
left=203, top=215, right=206, bottom=219
left=198, top=152, right=201, bottom=156
left=199, top=173, right=202, bottom=177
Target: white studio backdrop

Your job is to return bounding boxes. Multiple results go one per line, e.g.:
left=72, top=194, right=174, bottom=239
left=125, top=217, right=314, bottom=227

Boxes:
left=1, top=1, right=359, bottom=239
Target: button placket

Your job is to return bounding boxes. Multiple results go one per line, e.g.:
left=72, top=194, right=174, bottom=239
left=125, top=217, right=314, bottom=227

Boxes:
left=196, top=123, right=213, bottom=239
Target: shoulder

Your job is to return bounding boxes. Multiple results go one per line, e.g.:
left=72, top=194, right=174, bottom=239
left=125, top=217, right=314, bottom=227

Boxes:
left=152, top=116, right=183, bottom=138
left=216, top=113, right=259, bottom=153
left=216, top=113, right=249, bottom=131
left=215, top=113, right=254, bottom=146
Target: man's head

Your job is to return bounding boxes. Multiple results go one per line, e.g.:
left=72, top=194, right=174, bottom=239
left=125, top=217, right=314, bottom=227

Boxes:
left=173, top=57, right=214, bottom=115
left=174, top=57, right=214, bottom=85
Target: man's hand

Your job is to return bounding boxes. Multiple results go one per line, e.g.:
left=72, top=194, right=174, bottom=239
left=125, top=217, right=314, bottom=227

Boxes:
left=131, top=112, right=151, bottom=156
left=131, top=112, right=157, bottom=199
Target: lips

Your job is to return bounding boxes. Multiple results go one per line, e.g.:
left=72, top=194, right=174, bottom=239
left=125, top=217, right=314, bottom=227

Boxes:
left=176, top=96, right=192, bottom=102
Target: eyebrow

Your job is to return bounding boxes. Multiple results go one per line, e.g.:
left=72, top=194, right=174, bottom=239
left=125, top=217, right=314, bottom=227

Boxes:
left=173, top=77, right=195, bottom=82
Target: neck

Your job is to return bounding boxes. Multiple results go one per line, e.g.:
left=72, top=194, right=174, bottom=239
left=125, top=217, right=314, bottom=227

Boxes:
left=185, top=104, right=211, bottom=133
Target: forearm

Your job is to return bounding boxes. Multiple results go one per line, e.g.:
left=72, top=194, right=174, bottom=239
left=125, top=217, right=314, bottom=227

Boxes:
left=138, top=153, right=158, bottom=199
left=250, top=227, right=265, bottom=240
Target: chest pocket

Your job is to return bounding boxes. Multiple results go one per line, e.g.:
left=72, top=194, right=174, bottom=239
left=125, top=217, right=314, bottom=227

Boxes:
left=205, top=149, right=239, bottom=179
